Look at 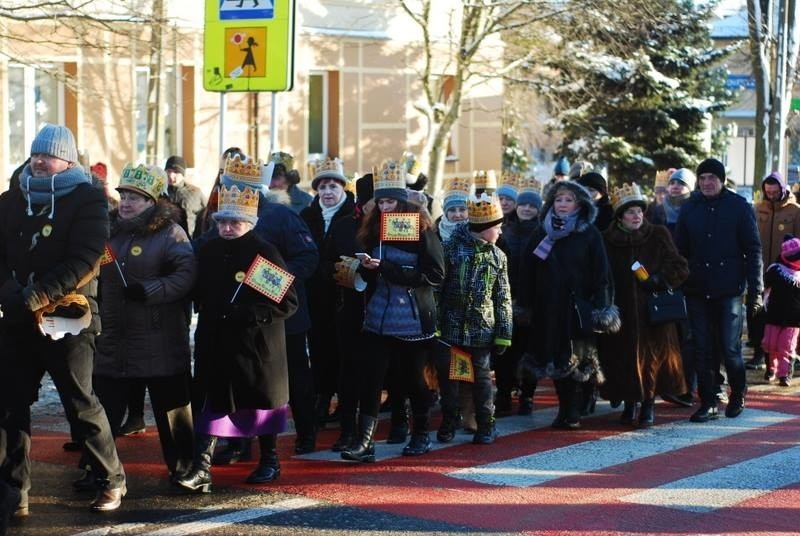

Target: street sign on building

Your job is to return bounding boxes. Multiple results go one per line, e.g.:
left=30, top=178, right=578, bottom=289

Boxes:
left=204, top=0, right=295, bottom=92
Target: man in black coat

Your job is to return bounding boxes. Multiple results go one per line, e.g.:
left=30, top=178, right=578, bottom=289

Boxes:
left=675, top=158, right=763, bottom=423
left=0, top=125, right=126, bottom=526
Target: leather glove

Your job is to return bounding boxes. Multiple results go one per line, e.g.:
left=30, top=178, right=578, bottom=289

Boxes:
left=0, top=291, right=33, bottom=326
left=123, top=282, right=147, bottom=302
left=746, top=292, right=764, bottom=318
left=640, top=272, right=667, bottom=291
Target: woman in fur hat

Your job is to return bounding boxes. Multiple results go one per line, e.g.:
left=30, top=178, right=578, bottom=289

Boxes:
left=598, top=183, right=688, bottom=427
left=517, top=180, right=619, bottom=429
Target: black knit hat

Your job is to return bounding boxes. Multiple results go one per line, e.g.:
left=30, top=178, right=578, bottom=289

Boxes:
left=356, top=173, right=374, bottom=203
left=164, top=155, right=187, bottom=174
left=696, top=158, right=725, bottom=182
left=577, top=172, right=608, bottom=196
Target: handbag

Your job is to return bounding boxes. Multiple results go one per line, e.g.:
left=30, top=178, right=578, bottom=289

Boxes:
left=647, top=287, right=687, bottom=325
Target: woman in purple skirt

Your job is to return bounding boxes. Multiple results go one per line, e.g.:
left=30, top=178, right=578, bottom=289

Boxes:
left=176, top=179, right=298, bottom=492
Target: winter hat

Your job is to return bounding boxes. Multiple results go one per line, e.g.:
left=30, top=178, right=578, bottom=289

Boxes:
left=221, top=154, right=274, bottom=192
left=569, top=160, right=593, bottom=180
left=269, top=151, right=294, bottom=170
left=117, top=163, right=167, bottom=202
left=30, top=123, right=78, bottom=163
left=781, top=234, right=800, bottom=269
left=441, top=176, right=471, bottom=212
left=90, top=162, right=108, bottom=181
left=516, top=177, right=543, bottom=210
left=669, top=168, right=696, bottom=190
left=610, top=182, right=647, bottom=217
left=312, top=157, right=347, bottom=190
left=164, top=155, right=187, bottom=175
left=373, top=160, right=408, bottom=202
left=468, top=193, right=504, bottom=232
left=553, top=156, right=570, bottom=176
left=496, top=171, right=520, bottom=201
left=212, top=185, right=260, bottom=225
left=696, top=158, right=725, bottom=182
left=577, top=172, right=608, bottom=196
left=355, top=173, right=374, bottom=203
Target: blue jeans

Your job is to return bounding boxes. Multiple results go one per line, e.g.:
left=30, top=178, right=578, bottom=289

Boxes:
left=686, top=296, right=746, bottom=406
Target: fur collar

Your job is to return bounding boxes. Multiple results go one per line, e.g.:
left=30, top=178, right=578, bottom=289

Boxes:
left=110, top=200, right=180, bottom=237
left=540, top=180, right=597, bottom=232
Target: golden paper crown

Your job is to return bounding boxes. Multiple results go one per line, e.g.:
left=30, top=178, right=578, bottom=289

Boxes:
left=118, top=163, right=167, bottom=201
left=443, top=177, right=471, bottom=197
left=468, top=193, right=504, bottom=225
left=473, top=169, right=498, bottom=192
left=400, top=151, right=422, bottom=182
left=517, top=176, right=541, bottom=195
left=610, top=182, right=646, bottom=213
left=313, top=156, right=346, bottom=185
left=270, top=151, right=294, bottom=170
left=500, top=171, right=522, bottom=188
left=373, top=160, right=406, bottom=191
left=654, top=169, right=672, bottom=188
left=224, top=155, right=266, bottom=187
left=216, top=185, right=260, bottom=222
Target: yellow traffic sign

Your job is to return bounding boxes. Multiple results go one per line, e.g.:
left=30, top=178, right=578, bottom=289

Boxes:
left=204, top=0, right=294, bottom=92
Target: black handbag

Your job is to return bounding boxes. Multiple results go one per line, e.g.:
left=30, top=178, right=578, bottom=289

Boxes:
left=647, top=287, right=687, bottom=325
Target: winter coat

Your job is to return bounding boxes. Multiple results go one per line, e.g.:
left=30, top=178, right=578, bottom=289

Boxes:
left=764, top=262, right=800, bottom=327
left=675, top=188, right=763, bottom=299
left=0, top=177, right=108, bottom=334
left=287, top=184, right=313, bottom=214
left=500, top=217, right=539, bottom=294
left=94, top=202, right=197, bottom=378
left=598, top=220, right=688, bottom=402
left=360, top=227, right=445, bottom=338
left=193, top=231, right=298, bottom=414
left=438, top=224, right=512, bottom=348
left=755, top=175, right=800, bottom=272
left=167, top=181, right=206, bottom=239
left=518, top=180, right=617, bottom=382
left=593, top=196, right=614, bottom=232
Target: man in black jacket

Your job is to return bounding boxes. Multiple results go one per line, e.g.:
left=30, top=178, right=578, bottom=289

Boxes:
left=0, top=125, right=126, bottom=526
left=675, top=158, right=763, bottom=423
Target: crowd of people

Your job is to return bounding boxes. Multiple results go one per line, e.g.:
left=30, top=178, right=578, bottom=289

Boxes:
left=0, top=122, right=791, bottom=532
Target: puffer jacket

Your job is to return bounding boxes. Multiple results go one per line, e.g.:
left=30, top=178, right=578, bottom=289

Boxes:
left=755, top=174, right=800, bottom=270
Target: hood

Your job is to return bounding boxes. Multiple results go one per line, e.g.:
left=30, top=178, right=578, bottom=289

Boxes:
left=540, top=179, right=597, bottom=231
left=761, top=171, right=790, bottom=201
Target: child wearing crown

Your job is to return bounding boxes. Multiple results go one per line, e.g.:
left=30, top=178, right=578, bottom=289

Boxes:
left=436, top=193, right=512, bottom=445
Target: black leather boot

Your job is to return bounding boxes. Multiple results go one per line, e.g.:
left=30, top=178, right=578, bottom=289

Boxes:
left=552, top=380, right=581, bottom=429
left=331, top=411, right=357, bottom=452
left=580, top=383, right=597, bottom=416
left=620, top=400, right=639, bottom=425
left=341, top=415, right=378, bottom=463
left=639, top=398, right=655, bottom=427
left=175, top=435, right=217, bottom=493
left=550, top=379, right=567, bottom=428
left=402, top=415, right=432, bottom=456
left=211, top=437, right=252, bottom=465
left=246, top=435, right=281, bottom=484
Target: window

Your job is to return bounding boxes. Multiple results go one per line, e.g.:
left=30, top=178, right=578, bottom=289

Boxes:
left=134, top=66, right=181, bottom=164
left=307, top=72, right=328, bottom=158
left=7, top=64, right=62, bottom=173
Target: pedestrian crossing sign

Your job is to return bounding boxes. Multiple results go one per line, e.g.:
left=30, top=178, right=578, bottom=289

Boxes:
left=204, top=0, right=294, bottom=92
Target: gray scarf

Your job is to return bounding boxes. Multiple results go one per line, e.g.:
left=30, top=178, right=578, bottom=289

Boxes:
left=19, top=164, right=91, bottom=219
left=663, top=193, right=689, bottom=225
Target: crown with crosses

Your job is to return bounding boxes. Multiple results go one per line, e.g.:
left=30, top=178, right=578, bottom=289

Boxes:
left=118, top=163, right=167, bottom=201
left=223, top=154, right=267, bottom=187
left=473, top=169, right=498, bottom=192
left=610, top=182, right=646, bottom=214
left=467, top=192, right=504, bottom=225
left=373, top=159, right=406, bottom=191
left=269, top=151, right=295, bottom=170
left=400, top=151, right=422, bottom=183
left=215, top=184, right=260, bottom=223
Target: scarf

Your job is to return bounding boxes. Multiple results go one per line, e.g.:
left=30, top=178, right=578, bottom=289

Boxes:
left=320, top=194, right=347, bottom=233
left=19, top=164, right=91, bottom=219
left=115, top=205, right=156, bottom=235
left=663, top=193, right=689, bottom=225
left=533, top=208, right=579, bottom=260
left=438, top=218, right=462, bottom=242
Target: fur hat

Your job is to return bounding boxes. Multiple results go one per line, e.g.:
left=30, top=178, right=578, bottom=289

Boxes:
left=669, top=168, right=696, bottom=190
left=164, top=155, right=187, bottom=174
left=554, top=156, right=570, bottom=176
left=117, top=164, right=167, bottom=202
left=212, top=185, right=260, bottom=225
left=312, top=157, right=347, bottom=190
left=577, top=172, right=608, bottom=196
left=610, top=182, right=647, bottom=217
left=541, top=180, right=597, bottom=227
left=373, top=160, right=408, bottom=202
left=696, top=158, right=725, bottom=182
left=468, top=193, right=504, bottom=232
left=30, top=124, right=78, bottom=163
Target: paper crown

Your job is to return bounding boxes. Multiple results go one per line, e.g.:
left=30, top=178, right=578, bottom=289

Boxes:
left=333, top=256, right=367, bottom=291
left=610, top=182, right=647, bottom=214
left=473, top=169, right=498, bottom=192
left=443, top=177, right=471, bottom=198
left=373, top=160, right=407, bottom=191
left=517, top=176, right=540, bottom=195
left=118, top=163, right=167, bottom=201
left=214, top=184, right=260, bottom=224
left=224, top=155, right=268, bottom=187
left=501, top=170, right=522, bottom=187
left=312, top=157, right=346, bottom=188
left=468, top=192, right=504, bottom=225
left=654, top=170, right=672, bottom=188
left=269, top=151, right=294, bottom=170
left=400, top=152, right=422, bottom=183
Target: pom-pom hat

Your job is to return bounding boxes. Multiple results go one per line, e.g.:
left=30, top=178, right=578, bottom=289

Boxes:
left=781, top=234, right=800, bottom=268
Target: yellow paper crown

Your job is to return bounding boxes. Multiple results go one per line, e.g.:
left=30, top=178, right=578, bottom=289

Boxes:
left=269, top=151, right=295, bottom=170
left=373, top=160, right=406, bottom=191
left=313, top=157, right=345, bottom=181
left=517, top=176, right=541, bottom=195
left=224, top=155, right=266, bottom=187
left=468, top=192, right=504, bottom=224
left=655, top=170, right=671, bottom=188
left=119, top=163, right=167, bottom=201
left=400, top=151, right=422, bottom=182
left=473, top=169, right=498, bottom=192
left=216, top=184, right=260, bottom=221
left=500, top=171, right=522, bottom=188
left=443, top=177, right=471, bottom=197
left=610, top=182, right=646, bottom=213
